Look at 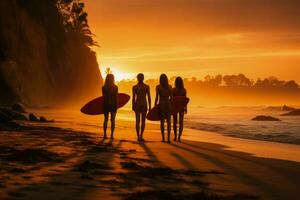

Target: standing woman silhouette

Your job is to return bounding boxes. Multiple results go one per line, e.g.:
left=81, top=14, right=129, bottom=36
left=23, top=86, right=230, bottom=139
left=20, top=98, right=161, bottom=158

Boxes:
left=154, top=74, right=173, bottom=143
left=132, top=73, right=151, bottom=142
left=172, top=77, right=187, bottom=142
left=102, top=74, right=118, bottom=139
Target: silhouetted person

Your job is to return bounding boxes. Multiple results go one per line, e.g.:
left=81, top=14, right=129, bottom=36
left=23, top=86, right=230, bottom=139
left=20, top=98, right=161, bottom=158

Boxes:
left=132, top=73, right=151, bottom=141
left=154, top=74, right=172, bottom=143
left=172, top=77, right=187, bottom=142
left=102, top=74, right=118, bottom=139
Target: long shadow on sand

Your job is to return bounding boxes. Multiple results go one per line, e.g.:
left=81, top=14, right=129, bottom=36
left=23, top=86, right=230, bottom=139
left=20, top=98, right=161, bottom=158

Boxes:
left=170, top=151, right=196, bottom=170
left=180, top=140, right=300, bottom=172
left=138, top=142, right=163, bottom=166
left=171, top=141, right=300, bottom=200
left=112, top=141, right=257, bottom=200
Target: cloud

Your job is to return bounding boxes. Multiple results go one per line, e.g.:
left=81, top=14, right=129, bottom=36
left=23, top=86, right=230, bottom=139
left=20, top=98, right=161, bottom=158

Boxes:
left=89, top=0, right=300, bottom=33
left=102, top=50, right=300, bottom=63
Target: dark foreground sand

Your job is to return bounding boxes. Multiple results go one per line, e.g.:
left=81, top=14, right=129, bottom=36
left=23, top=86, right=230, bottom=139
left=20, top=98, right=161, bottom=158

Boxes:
left=0, top=120, right=300, bottom=200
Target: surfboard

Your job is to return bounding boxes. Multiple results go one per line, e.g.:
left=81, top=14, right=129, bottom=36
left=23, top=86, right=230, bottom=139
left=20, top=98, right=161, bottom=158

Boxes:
left=146, top=105, right=160, bottom=121
left=147, top=96, right=190, bottom=121
left=81, top=93, right=130, bottom=115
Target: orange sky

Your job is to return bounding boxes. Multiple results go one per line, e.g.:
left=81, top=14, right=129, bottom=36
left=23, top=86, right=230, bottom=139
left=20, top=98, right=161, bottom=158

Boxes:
left=84, top=0, right=300, bottom=82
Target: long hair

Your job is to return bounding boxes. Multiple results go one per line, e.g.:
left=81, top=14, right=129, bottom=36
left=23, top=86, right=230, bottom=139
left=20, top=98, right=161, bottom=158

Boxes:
left=175, top=77, right=184, bottom=89
left=159, top=74, right=169, bottom=88
left=104, top=74, right=115, bottom=89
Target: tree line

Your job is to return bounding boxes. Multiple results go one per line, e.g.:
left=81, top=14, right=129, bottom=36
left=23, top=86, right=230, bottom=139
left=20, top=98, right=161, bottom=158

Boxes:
left=117, top=74, right=299, bottom=91
left=115, top=74, right=300, bottom=106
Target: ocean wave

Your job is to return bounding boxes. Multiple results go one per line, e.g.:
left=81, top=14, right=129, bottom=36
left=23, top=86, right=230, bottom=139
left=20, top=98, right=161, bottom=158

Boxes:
left=186, top=121, right=300, bottom=145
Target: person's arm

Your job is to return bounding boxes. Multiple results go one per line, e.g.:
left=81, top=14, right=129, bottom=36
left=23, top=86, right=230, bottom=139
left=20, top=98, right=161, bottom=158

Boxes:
left=154, top=86, right=159, bottom=107
left=147, top=86, right=151, bottom=111
left=184, top=89, right=187, bottom=114
left=132, top=87, right=136, bottom=111
left=115, top=86, right=119, bottom=107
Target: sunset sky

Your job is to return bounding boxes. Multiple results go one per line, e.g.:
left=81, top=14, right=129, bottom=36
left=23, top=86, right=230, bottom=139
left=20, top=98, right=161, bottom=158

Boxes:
left=84, top=0, right=300, bottom=82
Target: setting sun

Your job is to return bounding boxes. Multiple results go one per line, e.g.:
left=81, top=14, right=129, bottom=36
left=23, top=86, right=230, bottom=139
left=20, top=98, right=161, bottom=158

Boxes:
left=100, top=66, right=135, bottom=82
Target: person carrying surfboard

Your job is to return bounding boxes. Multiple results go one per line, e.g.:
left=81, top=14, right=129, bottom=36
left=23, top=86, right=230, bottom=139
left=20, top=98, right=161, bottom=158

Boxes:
left=172, top=77, right=187, bottom=142
left=102, top=74, right=118, bottom=139
left=132, top=73, right=151, bottom=142
left=154, top=74, right=173, bottom=143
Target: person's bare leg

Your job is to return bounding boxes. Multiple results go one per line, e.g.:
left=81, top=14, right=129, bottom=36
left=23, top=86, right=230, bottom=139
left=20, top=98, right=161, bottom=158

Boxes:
left=135, top=111, right=141, bottom=141
left=167, top=115, right=171, bottom=143
left=173, top=114, right=178, bottom=141
left=140, top=110, right=147, bottom=141
left=110, top=112, right=116, bottom=139
left=160, top=119, right=165, bottom=142
left=103, top=112, right=109, bottom=139
left=178, top=112, right=184, bottom=142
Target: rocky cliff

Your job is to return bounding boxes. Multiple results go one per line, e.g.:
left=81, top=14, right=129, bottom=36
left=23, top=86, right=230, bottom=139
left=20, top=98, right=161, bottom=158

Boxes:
left=0, top=0, right=102, bottom=107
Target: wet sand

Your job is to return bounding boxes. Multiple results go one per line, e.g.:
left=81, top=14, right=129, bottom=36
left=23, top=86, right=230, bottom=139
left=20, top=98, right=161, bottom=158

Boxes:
left=0, top=119, right=299, bottom=200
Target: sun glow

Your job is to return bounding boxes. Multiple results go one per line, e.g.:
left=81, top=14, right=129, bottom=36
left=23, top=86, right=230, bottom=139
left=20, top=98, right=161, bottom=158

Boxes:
left=100, top=66, right=135, bottom=82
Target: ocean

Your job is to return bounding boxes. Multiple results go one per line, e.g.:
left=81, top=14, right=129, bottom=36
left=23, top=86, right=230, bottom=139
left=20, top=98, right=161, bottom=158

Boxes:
left=185, top=106, right=300, bottom=145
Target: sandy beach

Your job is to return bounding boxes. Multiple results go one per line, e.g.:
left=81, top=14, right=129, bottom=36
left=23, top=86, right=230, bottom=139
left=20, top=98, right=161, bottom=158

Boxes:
left=1, top=114, right=300, bottom=200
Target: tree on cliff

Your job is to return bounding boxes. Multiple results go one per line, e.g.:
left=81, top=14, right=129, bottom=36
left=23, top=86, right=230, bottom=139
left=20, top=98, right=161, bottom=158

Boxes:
left=57, top=0, right=97, bottom=47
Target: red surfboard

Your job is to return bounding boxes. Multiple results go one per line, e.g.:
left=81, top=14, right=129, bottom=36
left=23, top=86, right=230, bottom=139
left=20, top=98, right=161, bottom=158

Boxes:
left=81, top=93, right=130, bottom=115
left=147, top=105, right=160, bottom=121
left=147, top=96, right=189, bottom=121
